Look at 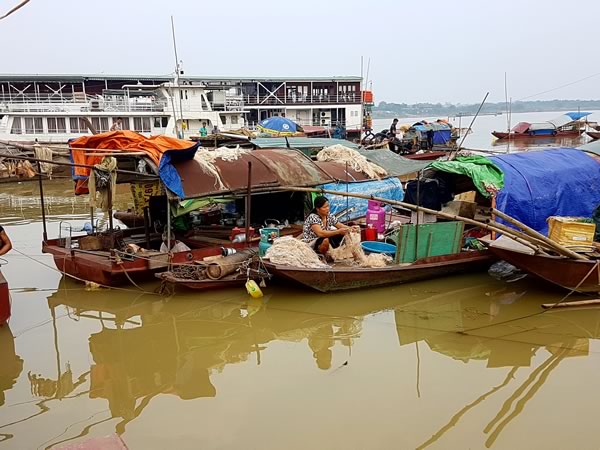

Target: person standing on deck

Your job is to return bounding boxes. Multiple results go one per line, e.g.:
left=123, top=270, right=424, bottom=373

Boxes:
left=388, top=118, right=399, bottom=152
left=110, top=118, right=123, bottom=132
left=0, top=226, right=12, bottom=256
left=199, top=123, right=208, bottom=137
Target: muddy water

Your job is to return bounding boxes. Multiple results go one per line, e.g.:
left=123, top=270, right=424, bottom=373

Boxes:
left=2, top=182, right=600, bottom=449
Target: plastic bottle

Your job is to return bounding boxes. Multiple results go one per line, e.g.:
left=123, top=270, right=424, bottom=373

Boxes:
left=245, top=280, right=263, bottom=298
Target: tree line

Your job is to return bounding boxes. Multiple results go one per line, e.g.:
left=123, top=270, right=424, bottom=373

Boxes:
left=373, top=99, right=600, bottom=118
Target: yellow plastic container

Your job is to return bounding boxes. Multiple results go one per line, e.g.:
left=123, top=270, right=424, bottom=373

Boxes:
left=547, top=217, right=596, bottom=247
left=245, top=280, right=264, bottom=298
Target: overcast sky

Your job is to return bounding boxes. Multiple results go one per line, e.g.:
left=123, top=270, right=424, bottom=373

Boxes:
left=1, top=0, right=598, bottom=104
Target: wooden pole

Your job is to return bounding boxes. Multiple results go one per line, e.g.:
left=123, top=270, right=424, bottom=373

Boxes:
left=37, top=160, right=48, bottom=241
left=542, top=299, right=600, bottom=309
left=245, top=162, right=252, bottom=246
left=0, top=152, right=158, bottom=179
left=489, top=208, right=587, bottom=260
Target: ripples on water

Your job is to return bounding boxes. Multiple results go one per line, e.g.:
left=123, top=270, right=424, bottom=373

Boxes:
left=1, top=182, right=600, bottom=449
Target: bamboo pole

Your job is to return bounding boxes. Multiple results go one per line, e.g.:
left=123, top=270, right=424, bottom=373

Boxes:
left=0, top=152, right=158, bottom=179
left=285, top=186, right=554, bottom=253
left=541, top=299, right=600, bottom=309
left=488, top=208, right=587, bottom=260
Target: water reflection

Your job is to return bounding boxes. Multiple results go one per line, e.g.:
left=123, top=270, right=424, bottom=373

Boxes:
left=3, top=274, right=600, bottom=448
left=395, top=283, right=600, bottom=448
left=489, top=134, right=591, bottom=153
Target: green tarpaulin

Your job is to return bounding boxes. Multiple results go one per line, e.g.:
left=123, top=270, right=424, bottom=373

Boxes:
left=430, top=155, right=504, bottom=197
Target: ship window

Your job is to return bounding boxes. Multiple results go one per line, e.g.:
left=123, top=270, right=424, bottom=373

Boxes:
left=231, top=115, right=238, bottom=125
left=24, top=117, right=35, bottom=134
left=112, top=117, right=129, bottom=130
left=34, top=118, right=43, bottom=133
left=134, top=117, right=151, bottom=132
left=153, top=117, right=162, bottom=128
left=11, top=117, right=22, bottom=134
left=69, top=117, right=81, bottom=133
left=49, top=117, right=66, bottom=133
left=220, top=115, right=227, bottom=125
left=161, top=117, right=168, bottom=127
left=91, top=117, right=109, bottom=133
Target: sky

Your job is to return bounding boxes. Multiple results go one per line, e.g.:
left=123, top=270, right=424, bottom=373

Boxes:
left=0, top=0, right=599, bottom=104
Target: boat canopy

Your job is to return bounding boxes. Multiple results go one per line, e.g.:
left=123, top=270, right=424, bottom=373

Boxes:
left=489, top=148, right=600, bottom=234
left=159, top=148, right=334, bottom=199
left=430, top=155, right=505, bottom=197
left=411, top=122, right=453, bottom=145
left=321, top=178, right=405, bottom=221
left=511, top=122, right=531, bottom=133
left=70, top=130, right=198, bottom=179
left=355, top=149, right=430, bottom=177
left=432, top=149, right=600, bottom=234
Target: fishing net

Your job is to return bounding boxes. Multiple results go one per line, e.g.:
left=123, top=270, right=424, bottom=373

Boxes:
left=265, top=232, right=392, bottom=269
left=193, top=146, right=248, bottom=190
left=328, top=230, right=392, bottom=268
left=316, top=145, right=387, bottom=179
left=265, top=236, right=329, bottom=269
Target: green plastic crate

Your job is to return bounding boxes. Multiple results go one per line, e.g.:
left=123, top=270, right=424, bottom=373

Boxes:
left=393, top=221, right=464, bottom=263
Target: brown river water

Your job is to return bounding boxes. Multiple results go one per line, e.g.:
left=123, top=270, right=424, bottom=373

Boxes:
left=2, top=174, right=600, bottom=448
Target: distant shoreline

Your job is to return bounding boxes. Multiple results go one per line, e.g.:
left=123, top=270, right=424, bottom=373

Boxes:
left=372, top=100, right=600, bottom=119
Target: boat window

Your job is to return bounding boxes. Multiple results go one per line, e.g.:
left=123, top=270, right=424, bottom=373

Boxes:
left=220, top=115, right=227, bottom=125
left=231, top=115, right=238, bottom=125
left=161, top=117, right=168, bottom=127
left=10, top=117, right=22, bottom=134
left=153, top=117, right=162, bottom=128
left=47, top=117, right=58, bottom=133
left=120, top=117, right=130, bottom=130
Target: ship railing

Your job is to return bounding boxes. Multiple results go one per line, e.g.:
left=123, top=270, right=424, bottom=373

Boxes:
left=242, top=93, right=361, bottom=106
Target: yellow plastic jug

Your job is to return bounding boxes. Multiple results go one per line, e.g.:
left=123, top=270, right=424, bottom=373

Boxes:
left=245, top=279, right=264, bottom=298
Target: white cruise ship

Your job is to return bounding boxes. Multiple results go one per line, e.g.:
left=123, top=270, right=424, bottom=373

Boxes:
left=0, top=74, right=365, bottom=143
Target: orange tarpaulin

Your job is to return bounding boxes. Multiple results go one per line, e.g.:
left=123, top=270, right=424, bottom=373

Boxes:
left=70, top=131, right=197, bottom=178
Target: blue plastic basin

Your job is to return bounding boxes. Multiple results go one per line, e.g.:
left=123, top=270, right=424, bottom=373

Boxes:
left=361, top=241, right=396, bottom=256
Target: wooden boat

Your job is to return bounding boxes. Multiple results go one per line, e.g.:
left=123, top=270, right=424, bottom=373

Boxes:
left=493, top=112, right=591, bottom=140
left=263, top=250, right=492, bottom=292
left=586, top=131, right=600, bottom=140
left=42, top=233, right=227, bottom=287
left=491, top=130, right=582, bottom=140
left=0, top=270, right=10, bottom=324
left=156, top=271, right=248, bottom=291
left=487, top=246, right=600, bottom=293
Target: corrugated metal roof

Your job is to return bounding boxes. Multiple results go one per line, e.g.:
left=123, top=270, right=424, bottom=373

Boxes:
left=251, top=137, right=360, bottom=150
left=171, top=148, right=333, bottom=199
left=356, top=149, right=431, bottom=176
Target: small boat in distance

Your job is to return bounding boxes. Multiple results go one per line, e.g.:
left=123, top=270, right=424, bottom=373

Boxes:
left=586, top=131, right=600, bottom=140
left=492, top=112, right=591, bottom=139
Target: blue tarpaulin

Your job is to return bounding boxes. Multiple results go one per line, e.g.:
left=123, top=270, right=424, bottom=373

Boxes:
left=158, top=145, right=200, bottom=198
left=321, top=178, right=404, bottom=221
left=489, top=148, right=600, bottom=234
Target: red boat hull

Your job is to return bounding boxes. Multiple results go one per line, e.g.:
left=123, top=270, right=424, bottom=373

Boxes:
left=492, top=130, right=581, bottom=140
left=489, top=247, right=600, bottom=293
left=42, top=238, right=226, bottom=287
left=0, top=271, right=10, bottom=324
left=264, top=250, right=492, bottom=292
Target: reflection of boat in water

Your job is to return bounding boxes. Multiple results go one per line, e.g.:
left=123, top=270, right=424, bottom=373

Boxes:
left=0, top=326, right=23, bottom=408
left=394, top=282, right=600, bottom=449
left=0, top=270, right=9, bottom=324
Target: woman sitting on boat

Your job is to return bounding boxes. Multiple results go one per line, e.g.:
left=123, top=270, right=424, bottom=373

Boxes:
left=302, top=196, right=350, bottom=254
left=0, top=225, right=12, bottom=256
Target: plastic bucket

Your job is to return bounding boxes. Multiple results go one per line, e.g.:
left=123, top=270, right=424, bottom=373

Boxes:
left=361, top=241, right=396, bottom=256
